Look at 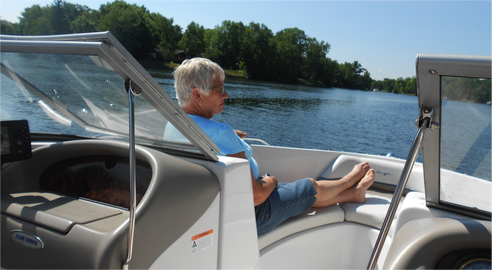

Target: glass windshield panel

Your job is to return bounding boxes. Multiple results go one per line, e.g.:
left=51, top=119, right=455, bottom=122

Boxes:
left=440, top=76, right=491, bottom=212
left=1, top=52, right=196, bottom=153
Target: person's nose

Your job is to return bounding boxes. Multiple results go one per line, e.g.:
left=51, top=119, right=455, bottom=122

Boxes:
left=222, top=91, right=229, bottom=99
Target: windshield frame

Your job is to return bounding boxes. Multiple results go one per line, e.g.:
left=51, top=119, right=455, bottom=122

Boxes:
left=0, top=32, right=220, bottom=161
left=416, top=54, right=491, bottom=218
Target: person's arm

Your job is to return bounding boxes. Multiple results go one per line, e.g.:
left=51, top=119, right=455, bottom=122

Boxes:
left=234, top=130, right=247, bottom=138
left=227, top=152, right=277, bottom=206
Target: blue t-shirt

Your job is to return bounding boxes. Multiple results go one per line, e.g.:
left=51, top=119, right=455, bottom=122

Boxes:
left=188, top=115, right=260, bottom=179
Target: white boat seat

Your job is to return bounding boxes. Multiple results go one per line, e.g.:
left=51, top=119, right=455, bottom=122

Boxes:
left=316, top=154, right=407, bottom=230
left=339, top=190, right=396, bottom=229
left=258, top=204, right=344, bottom=250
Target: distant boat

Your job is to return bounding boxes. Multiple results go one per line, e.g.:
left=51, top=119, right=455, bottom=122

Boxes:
left=373, top=88, right=379, bottom=92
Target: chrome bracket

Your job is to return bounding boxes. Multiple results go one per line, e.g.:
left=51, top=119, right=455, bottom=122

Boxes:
left=415, top=107, right=439, bottom=130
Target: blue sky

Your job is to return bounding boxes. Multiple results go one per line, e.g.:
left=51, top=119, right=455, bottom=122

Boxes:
left=1, top=0, right=490, bottom=80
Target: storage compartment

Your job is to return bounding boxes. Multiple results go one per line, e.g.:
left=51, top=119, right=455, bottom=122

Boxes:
left=39, top=155, right=152, bottom=209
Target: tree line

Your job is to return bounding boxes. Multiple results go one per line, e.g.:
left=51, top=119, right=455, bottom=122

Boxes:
left=443, top=77, right=491, bottom=104
left=0, top=0, right=416, bottom=94
left=370, top=77, right=417, bottom=95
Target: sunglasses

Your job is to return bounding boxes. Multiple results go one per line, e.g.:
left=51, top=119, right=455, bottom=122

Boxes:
left=211, top=85, right=225, bottom=94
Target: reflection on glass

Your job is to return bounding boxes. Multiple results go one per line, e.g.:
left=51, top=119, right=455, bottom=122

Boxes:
left=1, top=126, right=11, bottom=155
left=440, top=76, right=491, bottom=212
left=1, top=52, right=194, bottom=153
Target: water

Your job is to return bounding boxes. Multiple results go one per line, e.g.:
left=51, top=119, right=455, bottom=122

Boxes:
left=2, top=66, right=489, bottom=181
left=149, top=69, right=419, bottom=159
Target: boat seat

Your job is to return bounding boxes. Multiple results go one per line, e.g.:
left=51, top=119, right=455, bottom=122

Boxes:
left=340, top=190, right=396, bottom=229
left=318, top=154, right=405, bottom=230
left=257, top=190, right=396, bottom=250
left=257, top=156, right=403, bottom=250
left=258, top=204, right=344, bottom=250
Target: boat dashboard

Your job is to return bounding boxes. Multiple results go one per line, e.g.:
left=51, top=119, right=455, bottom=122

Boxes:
left=1, top=128, right=221, bottom=269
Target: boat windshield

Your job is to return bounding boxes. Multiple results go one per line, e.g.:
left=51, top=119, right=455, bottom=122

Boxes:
left=416, top=54, right=491, bottom=217
left=1, top=52, right=183, bottom=145
left=1, top=33, right=219, bottom=160
left=440, top=76, right=491, bottom=212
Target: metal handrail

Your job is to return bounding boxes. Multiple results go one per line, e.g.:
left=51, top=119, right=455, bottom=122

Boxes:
left=244, top=137, right=271, bottom=146
left=123, top=80, right=139, bottom=270
left=366, top=114, right=431, bottom=270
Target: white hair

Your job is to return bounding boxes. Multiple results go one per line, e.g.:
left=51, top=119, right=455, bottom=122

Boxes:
left=173, top=57, right=225, bottom=107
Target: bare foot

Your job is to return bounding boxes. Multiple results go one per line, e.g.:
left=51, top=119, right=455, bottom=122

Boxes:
left=341, top=162, right=371, bottom=187
left=353, top=169, right=376, bottom=203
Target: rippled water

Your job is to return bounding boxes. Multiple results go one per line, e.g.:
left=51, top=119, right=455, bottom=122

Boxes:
left=1, top=65, right=489, bottom=181
left=149, top=69, right=419, bottom=159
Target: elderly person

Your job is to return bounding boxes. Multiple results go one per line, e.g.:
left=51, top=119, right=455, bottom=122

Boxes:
left=173, top=57, right=375, bottom=235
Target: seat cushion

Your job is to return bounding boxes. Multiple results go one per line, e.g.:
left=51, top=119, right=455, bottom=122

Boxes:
left=258, top=204, right=344, bottom=250
left=340, top=190, right=396, bottom=229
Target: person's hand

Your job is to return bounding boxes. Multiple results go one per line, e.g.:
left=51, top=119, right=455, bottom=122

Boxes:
left=254, top=174, right=278, bottom=205
left=234, top=129, right=248, bottom=138
left=262, top=175, right=278, bottom=189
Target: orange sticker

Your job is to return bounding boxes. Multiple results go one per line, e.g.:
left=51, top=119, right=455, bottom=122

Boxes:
left=192, top=229, right=213, bottom=241
left=191, top=229, right=214, bottom=255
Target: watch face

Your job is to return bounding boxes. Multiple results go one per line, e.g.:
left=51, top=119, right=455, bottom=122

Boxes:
left=460, top=259, right=491, bottom=270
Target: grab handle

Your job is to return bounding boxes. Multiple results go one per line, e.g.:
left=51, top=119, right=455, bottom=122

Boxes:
left=123, top=80, right=140, bottom=270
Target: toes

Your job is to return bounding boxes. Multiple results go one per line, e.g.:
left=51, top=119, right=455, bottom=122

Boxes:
left=366, top=169, right=375, bottom=177
left=359, top=169, right=375, bottom=188
left=359, top=162, right=370, bottom=171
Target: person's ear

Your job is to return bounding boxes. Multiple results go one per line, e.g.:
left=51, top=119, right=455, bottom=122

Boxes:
left=192, top=88, right=201, bottom=102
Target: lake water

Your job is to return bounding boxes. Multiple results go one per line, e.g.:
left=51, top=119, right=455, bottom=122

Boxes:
left=149, top=69, right=420, bottom=158
left=148, top=69, right=490, bottom=181
left=1, top=65, right=489, bottom=181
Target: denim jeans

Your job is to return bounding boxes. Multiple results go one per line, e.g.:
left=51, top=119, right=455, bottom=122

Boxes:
left=255, top=178, right=318, bottom=235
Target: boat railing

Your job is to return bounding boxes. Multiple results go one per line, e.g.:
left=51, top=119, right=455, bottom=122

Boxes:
left=244, top=138, right=271, bottom=146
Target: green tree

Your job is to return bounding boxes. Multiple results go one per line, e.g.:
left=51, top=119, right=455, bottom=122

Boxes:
left=382, top=78, right=396, bottom=92
left=97, top=0, right=155, bottom=59
left=443, top=77, right=491, bottom=103
left=360, top=70, right=372, bottom=90
left=178, top=22, right=205, bottom=57
left=370, top=77, right=416, bottom=95
left=206, top=20, right=245, bottom=69
left=321, top=58, right=338, bottom=88
left=335, top=61, right=368, bottom=89
left=1, top=20, right=19, bottom=34
left=394, top=77, right=404, bottom=94
left=303, top=38, right=331, bottom=82
left=71, top=10, right=99, bottom=33
left=148, top=13, right=182, bottom=61
left=19, top=5, right=54, bottom=35
left=50, top=0, right=91, bottom=34
left=240, top=22, right=274, bottom=80
left=471, top=79, right=491, bottom=103
left=17, top=1, right=93, bottom=35
left=269, top=28, right=307, bottom=83
left=51, top=0, right=71, bottom=34
left=403, top=77, right=416, bottom=95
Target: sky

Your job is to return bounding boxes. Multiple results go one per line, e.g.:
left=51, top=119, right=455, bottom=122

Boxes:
left=1, top=0, right=491, bottom=80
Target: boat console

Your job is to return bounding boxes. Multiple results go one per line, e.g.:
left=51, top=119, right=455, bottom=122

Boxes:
left=1, top=139, right=221, bottom=269
left=1, top=120, right=32, bottom=164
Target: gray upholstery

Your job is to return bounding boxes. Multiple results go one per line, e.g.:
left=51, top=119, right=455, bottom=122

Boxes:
left=340, top=190, right=395, bottom=229
left=258, top=204, right=344, bottom=250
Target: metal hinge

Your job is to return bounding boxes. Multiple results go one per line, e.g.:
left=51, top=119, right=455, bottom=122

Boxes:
left=415, top=107, right=439, bottom=130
